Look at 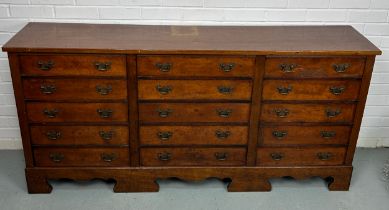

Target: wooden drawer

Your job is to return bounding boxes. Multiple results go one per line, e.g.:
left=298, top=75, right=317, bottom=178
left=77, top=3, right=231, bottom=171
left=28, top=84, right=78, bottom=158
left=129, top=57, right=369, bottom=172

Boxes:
left=140, top=126, right=248, bottom=146
left=261, top=103, right=355, bottom=123
left=23, top=79, right=127, bottom=100
left=140, top=147, right=246, bottom=166
left=257, top=147, right=346, bottom=166
left=138, top=56, right=254, bottom=77
left=139, top=103, right=250, bottom=123
left=20, top=54, right=126, bottom=77
left=260, top=126, right=351, bottom=146
left=26, top=102, right=128, bottom=123
left=262, top=80, right=360, bottom=101
left=30, top=126, right=129, bottom=145
left=138, top=80, right=252, bottom=100
left=34, top=148, right=129, bottom=167
left=265, top=57, right=365, bottom=78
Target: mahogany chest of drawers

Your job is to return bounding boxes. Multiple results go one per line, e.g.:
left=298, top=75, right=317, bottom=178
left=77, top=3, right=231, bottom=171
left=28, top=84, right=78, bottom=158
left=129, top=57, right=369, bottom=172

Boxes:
left=2, top=23, right=381, bottom=193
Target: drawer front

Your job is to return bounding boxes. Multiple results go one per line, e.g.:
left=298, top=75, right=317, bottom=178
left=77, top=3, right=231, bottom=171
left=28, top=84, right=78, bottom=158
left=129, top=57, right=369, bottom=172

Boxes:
left=138, top=56, right=254, bottom=77
left=138, top=80, right=252, bottom=100
left=140, top=126, right=248, bottom=146
left=34, top=148, right=129, bottom=167
left=261, top=103, right=355, bottom=123
left=141, top=148, right=246, bottom=166
left=23, top=79, right=127, bottom=100
left=262, top=80, right=360, bottom=101
left=139, top=103, right=250, bottom=123
left=257, top=147, right=346, bottom=166
left=20, top=55, right=126, bottom=76
left=27, top=102, right=128, bottom=123
left=261, top=126, right=351, bottom=145
left=30, top=126, right=129, bottom=145
left=265, top=57, right=365, bottom=78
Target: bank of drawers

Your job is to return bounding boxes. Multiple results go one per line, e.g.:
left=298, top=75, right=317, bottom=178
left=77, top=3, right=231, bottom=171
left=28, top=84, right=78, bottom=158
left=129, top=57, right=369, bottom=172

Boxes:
left=258, top=56, right=364, bottom=166
left=138, top=56, right=254, bottom=166
left=21, top=54, right=130, bottom=167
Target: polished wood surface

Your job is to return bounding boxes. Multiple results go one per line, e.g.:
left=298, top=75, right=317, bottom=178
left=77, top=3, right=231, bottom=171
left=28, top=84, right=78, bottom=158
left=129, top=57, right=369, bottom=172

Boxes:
left=140, top=125, right=248, bottom=145
left=140, top=147, right=246, bottom=166
left=3, top=23, right=380, bottom=55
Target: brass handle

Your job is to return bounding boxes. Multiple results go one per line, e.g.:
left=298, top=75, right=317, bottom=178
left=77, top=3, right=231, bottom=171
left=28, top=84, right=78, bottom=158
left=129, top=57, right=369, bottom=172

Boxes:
left=46, top=130, right=61, bottom=140
left=215, top=130, right=231, bottom=139
left=272, top=131, right=288, bottom=139
left=333, top=63, right=350, bottom=73
left=216, top=109, right=232, bottom=118
left=326, top=109, right=341, bottom=118
left=320, top=131, right=336, bottom=139
left=279, top=63, right=296, bottom=73
left=218, top=86, right=233, bottom=94
left=317, top=152, right=333, bottom=160
left=94, top=62, right=111, bottom=71
left=219, top=63, right=236, bottom=72
left=37, top=61, right=54, bottom=71
left=49, top=153, right=64, bottom=162
left=43, top=109, right=59, bottom=118
left=101, top=153, right=117, bottom=162
left=155, top=63, right=172, bottom=72
left=157, top=109, right=172, bottom=118
left=99, top=130, right=114, bottom=141
left=97, top=109, right=113, bottom=118
left=215, top=152, right=228, bottom=161
left=329, top=86, right=345, bottom=95
left=40, top=84, right=56, bottom=94
left=274, top=109, right=289, bottom=118
left=157, top=131, right=173, bottom=140
left=270, top=153, right=284, bottom=161
left=277, top=86, right=292, bottom=95
left=96, top=85, right=112, bottom=95
left=158, top=152, right=171, bottom=161
left=156, top=85, right=172, bottom=95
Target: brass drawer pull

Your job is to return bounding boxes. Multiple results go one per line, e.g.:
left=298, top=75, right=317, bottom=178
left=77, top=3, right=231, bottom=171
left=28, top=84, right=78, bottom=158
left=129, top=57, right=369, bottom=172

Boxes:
left=99, top=130, right=114, bottom=141
left=216, top=109, right=232, bottom=118
left=101, top=153, right=117, bottom=162
left=326, top=109, right=341, bottom=118
left=333, top=63, right=350, bottom=73
left=215, top=152, right=228, bottom=161
left=156, top=85, right=172, bottom=95
left=320, top=131, right=336, bottom=139
left=277, top=86, right=292, bottom=95
left=218, top=86, right=233, bottom=94
left=40, top=84, right=56, bottom=94
left=157, top=131, right=173, bottom=140
left=37, top=60, right=54, bottom=71
left=215, top=130, right=231, bottom=139
left=97, top=109, right=113, bottom=118
left=270, top=153, right=284, bottom=161
left=94, top=62, right=112, bottom=71
left=219, top=63, right=236, bottom=72
left=329, top=86, right=345, bottom=95
left=96, top=85, right=112, bottom=95
left=43, top=109, right=59, bottom=118
left=317, top=152, right=333, bottom=160
left=49, top=153, right=64, bottom=162
left=157, top=109, right=172, bottom=118
left=158, top=152, right=171, bottom=161
left=46, top=130, right=61, bottom=140
left=155, top=63, right=172, bottom=72
left=274, top=109, right=289, bottom=118
left=279, top=63, right=296, bottom=73
left=272, top=131, right=288, bottom=139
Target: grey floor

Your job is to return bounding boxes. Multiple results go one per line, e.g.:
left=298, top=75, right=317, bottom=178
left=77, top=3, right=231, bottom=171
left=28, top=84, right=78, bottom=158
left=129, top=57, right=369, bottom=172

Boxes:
left=0, top=149, right=388, bottom=210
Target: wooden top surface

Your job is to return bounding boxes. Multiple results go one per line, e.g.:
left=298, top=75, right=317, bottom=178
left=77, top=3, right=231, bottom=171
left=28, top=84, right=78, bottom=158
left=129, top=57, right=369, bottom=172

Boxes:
left=2, top=22, right=381, bottom=55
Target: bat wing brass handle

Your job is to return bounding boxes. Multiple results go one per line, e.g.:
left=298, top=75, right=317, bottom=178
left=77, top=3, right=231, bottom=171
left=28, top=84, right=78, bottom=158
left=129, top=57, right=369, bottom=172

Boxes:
left=157, top=131, right=173, bottom=140
left=96, top=85, right=112, bottom=95
left=156, top=85, right=172, bottom=95
left=215, top=130, right=231, bottom=139
left=157, top=109, right=172, bottom=118
left=279, top=63, right=296, bottom=73
left=320, top=131, right=336, bottom=139
left=49, top=153, right=64, bottom=162
left=215, top=152, right=228, bottom=161
left=101, top=153, right=117, bottom=162
left=43, top=109, right=59, bottom=118
left=317, top=152, right=333, bottom=160
left=46, top=130, right=61, bottom=140
left=277, top=86, right=292, bottom=95
left=219, top=63, right=236, bottom=72
left=155, top=63, right=172, bottom=72
left=94, top=62, right=112, bottom=71
left=97, top=109, right=113, bottom=118
left=38, top=61, right=54, bottom=71
left=216, top=109, right=232, bottom=118
left=329, top=86, right=345, bottom=95
left=325, top=109, right=341, bottom=118
left=270, top=153, right=284, bottom=161
left=99, top=130, right=115, bottom=141
left=274, top=109, right=289, bottom=118
left=272, top=131, right=288, bottom=139
left=40, top=84, right=56, bottom=94
left=333, top=63, right=350, bottom=73
left=158, top=152, right=172, bottom=161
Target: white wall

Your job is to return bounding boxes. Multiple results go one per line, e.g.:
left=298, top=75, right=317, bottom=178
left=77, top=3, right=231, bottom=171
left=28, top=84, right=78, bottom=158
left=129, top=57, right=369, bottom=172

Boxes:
left=0, top=0, right=388, bottom=149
